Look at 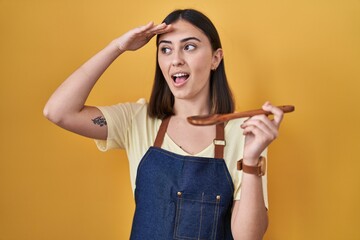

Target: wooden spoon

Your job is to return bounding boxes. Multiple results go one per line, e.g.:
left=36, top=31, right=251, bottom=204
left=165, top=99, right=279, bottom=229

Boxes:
left=187, top=105, right=295, bottom=126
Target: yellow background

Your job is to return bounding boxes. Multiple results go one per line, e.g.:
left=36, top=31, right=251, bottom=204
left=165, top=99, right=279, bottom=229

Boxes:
left=1, top=0, right=359, bottom=239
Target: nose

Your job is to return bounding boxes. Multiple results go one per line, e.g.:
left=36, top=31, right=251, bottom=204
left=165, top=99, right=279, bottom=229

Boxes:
left=171, top=50, right=185, bottom=67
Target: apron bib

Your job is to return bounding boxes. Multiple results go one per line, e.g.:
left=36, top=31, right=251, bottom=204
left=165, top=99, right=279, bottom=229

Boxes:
left=130, top=118, right=234, bottom=240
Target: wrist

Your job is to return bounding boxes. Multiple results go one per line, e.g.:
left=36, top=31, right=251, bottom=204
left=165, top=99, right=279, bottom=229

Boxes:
left=241, top=157, right=259, bottom=166
left=108, top=40, right=125, bottom=55
left=237, top=156, right=266, bottom=176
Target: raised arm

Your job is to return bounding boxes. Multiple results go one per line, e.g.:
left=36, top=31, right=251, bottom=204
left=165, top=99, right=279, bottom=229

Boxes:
left=43, top=22, right=172, bottom=140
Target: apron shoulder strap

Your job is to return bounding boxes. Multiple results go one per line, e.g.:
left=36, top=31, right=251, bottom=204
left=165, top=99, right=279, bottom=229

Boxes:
left=214, top=123, right=225, bottom=159
left=153, top=117, right=225, bottom=159
left=153, top=117, right=171, bottom=148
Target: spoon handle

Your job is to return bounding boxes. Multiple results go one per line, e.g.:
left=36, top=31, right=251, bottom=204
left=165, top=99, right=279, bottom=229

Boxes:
left=187, top=105, right=295, bottom=126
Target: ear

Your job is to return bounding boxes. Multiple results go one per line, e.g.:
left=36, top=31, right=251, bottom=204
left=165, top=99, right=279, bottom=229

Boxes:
left=211, top=48, right=223, bottom=70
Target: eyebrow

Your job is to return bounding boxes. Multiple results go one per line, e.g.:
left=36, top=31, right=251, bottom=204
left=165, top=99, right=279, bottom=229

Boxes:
left=158, top=37, right=201, bottom=46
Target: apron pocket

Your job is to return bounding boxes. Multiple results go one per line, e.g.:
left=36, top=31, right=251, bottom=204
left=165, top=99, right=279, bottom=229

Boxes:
left=174, top=192, right=221, bottom=240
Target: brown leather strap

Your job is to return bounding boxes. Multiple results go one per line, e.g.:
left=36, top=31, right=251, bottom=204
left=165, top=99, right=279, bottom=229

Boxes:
left=237, top=157, right=266, bottom=176
left=237, top=159, right=260, bottom=174
left=214, top=123, right=225, bottom=159
left=154, top=117, right=171, bottom=148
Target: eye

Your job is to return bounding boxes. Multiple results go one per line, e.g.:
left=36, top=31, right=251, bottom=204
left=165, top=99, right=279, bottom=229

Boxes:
left=160, top=47, right=171, bottom=54
left=184, top=44, right=196, bottom=51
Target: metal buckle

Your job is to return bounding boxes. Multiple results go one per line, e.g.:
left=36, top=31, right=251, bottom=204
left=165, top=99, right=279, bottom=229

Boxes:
left=213, top=139, right=226, bottom=146
left=257, top=156, right=266, bottom=176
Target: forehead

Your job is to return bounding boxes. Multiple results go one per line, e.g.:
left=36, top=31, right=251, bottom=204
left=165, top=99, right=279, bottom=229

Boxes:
left=158, top=19, right=208, bottom=43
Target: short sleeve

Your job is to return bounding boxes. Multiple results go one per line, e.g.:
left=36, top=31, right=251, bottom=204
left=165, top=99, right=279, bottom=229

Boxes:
left=94, top=98, right=147, bottom=151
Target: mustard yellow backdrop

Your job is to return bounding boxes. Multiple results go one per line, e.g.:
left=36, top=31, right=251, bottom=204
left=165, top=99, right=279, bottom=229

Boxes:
left=1, top=0, right=359, bottom=239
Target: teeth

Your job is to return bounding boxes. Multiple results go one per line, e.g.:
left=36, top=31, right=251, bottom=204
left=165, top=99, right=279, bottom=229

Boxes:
left=172, top=73, right=188, bottom=78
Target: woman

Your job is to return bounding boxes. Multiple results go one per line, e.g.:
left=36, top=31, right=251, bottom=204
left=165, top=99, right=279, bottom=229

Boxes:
left=44, top=9, right=283, bottom=240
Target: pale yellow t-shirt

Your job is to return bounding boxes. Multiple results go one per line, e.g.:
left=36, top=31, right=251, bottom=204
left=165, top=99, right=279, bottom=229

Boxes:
left=95, top=99, right=268, bottom=207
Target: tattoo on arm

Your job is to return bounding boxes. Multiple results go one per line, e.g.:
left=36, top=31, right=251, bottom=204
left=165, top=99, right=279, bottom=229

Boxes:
left=92, top=116, right=107, bottom=127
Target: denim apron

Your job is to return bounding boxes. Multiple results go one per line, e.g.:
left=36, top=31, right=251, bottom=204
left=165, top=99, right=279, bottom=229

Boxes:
left=130, top=117, right=234, bottom=240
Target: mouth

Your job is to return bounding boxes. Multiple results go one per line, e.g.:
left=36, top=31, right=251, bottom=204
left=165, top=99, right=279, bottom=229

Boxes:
left=171, top=72, right=189, bottom=85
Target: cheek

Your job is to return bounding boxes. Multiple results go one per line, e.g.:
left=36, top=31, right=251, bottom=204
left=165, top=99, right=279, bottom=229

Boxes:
left=191, top=55, right=212, bottom=75
left=196, top=50, right=213, bottom=66
left=157, top=58, right=168, bottom=77
left=157, top=57, right=164, bottom=70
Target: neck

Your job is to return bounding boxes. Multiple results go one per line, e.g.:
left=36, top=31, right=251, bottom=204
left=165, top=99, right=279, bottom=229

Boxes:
left=173, top=98, right=211, bottom=119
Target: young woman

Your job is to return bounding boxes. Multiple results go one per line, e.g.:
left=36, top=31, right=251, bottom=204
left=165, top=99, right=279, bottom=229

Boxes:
left=44, top=9, right=283, bottom=240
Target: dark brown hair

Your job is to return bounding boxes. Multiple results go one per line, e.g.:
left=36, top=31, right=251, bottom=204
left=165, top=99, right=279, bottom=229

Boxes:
left=148, top=9, right=234, bottom=119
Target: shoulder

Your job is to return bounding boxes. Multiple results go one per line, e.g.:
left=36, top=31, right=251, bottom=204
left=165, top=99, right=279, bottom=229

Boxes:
left=126, top=99, right=161, bottom=135
left=98, top=98, right=148, bottom=118
left=117, top=98, right=149, bottom=112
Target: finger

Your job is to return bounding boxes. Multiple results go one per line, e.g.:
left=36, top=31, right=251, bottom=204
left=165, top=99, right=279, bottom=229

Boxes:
left=139, top=23, right=171, bottom=42
left=149, top=23, right=172, bottom=35
left=153, top=22, right=168, bottom=30
left=242, top=117, right=272, bottom=134
left=242, top=124, right=267, bottom=138
left=132, top=22, right=155, bottom=38
left=255, top=114, right=278, bottom=133
left=262, top=101, right=284, bottom=126
left=242, top=123, right=277, bottom=143
left=136, top=25, right=156, bottom=41
left=154, top=24, right=173, bottom=34
left=243, top=114, right=277, bottom=132
left=241, top=117, right=277, bottom=139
